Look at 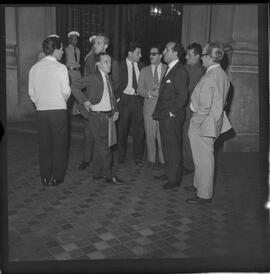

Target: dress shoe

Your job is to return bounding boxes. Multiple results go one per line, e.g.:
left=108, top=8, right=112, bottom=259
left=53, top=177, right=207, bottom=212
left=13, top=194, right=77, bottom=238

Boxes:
left=154, top=174, right=168, bottom=181
left=163, top=183, right=180, bottom=190
left=50, top=178, right=64, bottom=186
left=41, top=177, right=50, bottom=187
left=93, top=175, right=105, bottom=180
left=135, top=160, right=144, bottom=167
left=104, top=175, right=124, bottom=185
left=184, top=186, right=197, bottom=192
left=183, top=167, right=194, bottom=176
left=186, top=196, right=212, bottom=204
left=78, top=161, right=90, bottom=170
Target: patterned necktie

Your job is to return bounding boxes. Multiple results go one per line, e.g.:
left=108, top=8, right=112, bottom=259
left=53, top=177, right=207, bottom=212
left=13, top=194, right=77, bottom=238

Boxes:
left=105, top=75, right=114, bottom=111
left=74, top=47, right=77, bottom=63
left=153, top=65, right=159, bottom=86
left=131, top=62, right=137, bottom=93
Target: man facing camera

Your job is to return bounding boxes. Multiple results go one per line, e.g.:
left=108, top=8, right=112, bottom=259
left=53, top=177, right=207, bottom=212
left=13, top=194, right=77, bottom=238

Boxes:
left=71, top=53, right=124, bottom=185
left=186, top=42, right=232, bottom=204
left=152, top=41, right=189, bottom=190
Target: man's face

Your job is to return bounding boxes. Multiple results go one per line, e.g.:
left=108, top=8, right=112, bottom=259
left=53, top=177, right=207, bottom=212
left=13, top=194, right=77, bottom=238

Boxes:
left=94, top=36, right=108, bottom=54
left=149, top=47, right=162, bottom=65
left=185, top=49, right=200, bottom=66
left=201, top=46, right=211, bottom=68
left=97, top=55, right=111, bottom=74
left=163, top=42, right=176, bottom=64
left=129, top=47, right=142, bottom=62
left=69, top=36, right=78, bottom=47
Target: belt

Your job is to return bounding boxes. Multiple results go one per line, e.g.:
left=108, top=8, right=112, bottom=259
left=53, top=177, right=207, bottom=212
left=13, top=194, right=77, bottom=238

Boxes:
left=67, top=67, right=80, bottom=71
left=93, top=110, right=112, bottom=114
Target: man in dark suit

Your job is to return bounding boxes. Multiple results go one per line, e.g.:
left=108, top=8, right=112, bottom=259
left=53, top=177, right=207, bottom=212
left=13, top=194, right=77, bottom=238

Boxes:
left=78, top=33, right=120, bottom=171
left=71, top=52, right=123, bottom=184
left=152, top=41, right=189, bottom=190
left=117, top=41, right=145, bottom=166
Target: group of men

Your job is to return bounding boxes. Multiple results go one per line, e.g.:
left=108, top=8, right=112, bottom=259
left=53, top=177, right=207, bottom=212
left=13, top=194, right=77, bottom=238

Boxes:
left=29, top=30, right=231, bottom=205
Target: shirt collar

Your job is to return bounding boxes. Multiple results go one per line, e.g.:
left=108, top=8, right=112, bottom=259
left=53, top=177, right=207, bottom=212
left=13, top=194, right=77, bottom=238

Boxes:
left=126, top=58, right=137, bottom=66
left=168, top=59, right=179, bottom=69
left=99, top=69, right=107, bottom=78
left=151, top=63, right=161, bottom=69
left=206, top=64, right=220, bottom=73
left=43, top=55, right=57, bottom=62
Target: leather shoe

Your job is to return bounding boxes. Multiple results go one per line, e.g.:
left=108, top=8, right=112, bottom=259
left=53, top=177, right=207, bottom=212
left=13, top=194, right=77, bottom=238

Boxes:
left=183, top=167, right=194, bottom=176
left=163, top=183, right=180, bottom=190
left=93, top=175, right=105, bottom=180
left=186, top=196, right=212, bottom=204
left=104, top=175, right=124, bottom=185
left=78, top=161, right=90, bottom=170
left=154, top=174, right=168, bottom=181
left=41, top=177, right=50, bottom=187
left=50, top=178, right=64, bottom=186
left=184, top=186, right=197, bottom=192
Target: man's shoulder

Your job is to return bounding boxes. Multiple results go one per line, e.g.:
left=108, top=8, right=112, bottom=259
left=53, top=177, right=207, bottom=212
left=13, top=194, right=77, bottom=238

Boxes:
left=140, top=65, right=151, bottom=74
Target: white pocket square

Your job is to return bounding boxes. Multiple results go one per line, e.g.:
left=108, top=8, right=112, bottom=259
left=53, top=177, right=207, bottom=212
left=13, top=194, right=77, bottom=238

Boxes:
left=166, top=79, right=171, bottom=83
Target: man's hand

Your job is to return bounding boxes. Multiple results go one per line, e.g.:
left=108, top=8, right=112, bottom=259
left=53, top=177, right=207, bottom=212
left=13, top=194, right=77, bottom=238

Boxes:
left=149, top=87, right=159, bottom=98
left=83, top=101, right=92, bottom=112
left=112, top=111, right=119, bottom=122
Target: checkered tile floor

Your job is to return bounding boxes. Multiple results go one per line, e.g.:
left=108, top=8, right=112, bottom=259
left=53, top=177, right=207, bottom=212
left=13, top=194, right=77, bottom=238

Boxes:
left=7, top=121, right=268, bottom=262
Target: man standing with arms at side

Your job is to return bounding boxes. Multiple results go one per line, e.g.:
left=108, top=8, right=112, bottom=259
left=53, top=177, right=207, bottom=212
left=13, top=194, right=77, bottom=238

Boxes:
left=29, top=36, right=71, bottom=186
left=117, top=41, right=145, bottom=167
left=137, top=45, right=167, bottom=168
left=152, top=41, right=189, bottom=190
left=183, top=42, right=205, bottom=176
left=186, top=42, right=232, bottom=204
left=71, top=53, right=123, bottom=185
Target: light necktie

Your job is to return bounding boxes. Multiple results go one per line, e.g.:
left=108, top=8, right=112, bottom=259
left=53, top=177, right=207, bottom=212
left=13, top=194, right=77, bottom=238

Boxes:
left=105, top=75, right=114, bottom=111
left=153, top=65, right=159, bottom=86
left=131, top=62, right=137, bottom=93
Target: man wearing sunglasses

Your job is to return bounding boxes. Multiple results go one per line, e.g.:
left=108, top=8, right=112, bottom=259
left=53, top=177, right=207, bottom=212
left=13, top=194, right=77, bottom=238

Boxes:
left=186, top=42, right=232, bottom=204
left=137, top=45, right=167, bottom=169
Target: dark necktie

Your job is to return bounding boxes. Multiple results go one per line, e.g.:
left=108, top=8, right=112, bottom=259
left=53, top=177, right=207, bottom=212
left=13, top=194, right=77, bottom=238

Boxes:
left=161, top=66, right=169, bottom=82
left=105, top=75, right=114, bottom=111
left=153, top=65, right=159, bottom=86
left=131, top=62, right=137, bottom=93
left=74, top=47, right=77, bottom=63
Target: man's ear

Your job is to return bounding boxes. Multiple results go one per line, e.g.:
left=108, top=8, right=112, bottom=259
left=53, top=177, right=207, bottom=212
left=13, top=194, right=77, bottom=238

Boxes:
left=104, top=44, right=108, bottom=51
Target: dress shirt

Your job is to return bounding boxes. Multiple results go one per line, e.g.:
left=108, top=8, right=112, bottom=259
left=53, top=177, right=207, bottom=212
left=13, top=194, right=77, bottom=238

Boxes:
left=91, top=69, right=112, bottom=112
left=28, top=55, right=71, bottom=110
left=65, top=44, right=80, bottom=68
left=123, top=58, right=140, bottom=95
left=164, top=59, right=179, bottom=77
left=151, top=63, right=162, bottom=84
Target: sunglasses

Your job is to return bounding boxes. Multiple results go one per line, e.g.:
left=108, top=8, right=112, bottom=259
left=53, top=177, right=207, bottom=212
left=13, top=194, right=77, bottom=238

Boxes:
left=201, top=54, right=208, bottom=57
left=150, top=52, right=160, bottom=56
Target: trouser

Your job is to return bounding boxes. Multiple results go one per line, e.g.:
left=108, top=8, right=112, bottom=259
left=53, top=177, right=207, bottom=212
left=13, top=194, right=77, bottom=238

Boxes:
left=159, top=116, right=183, bottom=185
left=89, top=112, right=113, bottom=179
left=37, top=109, right=68, bottom=181
left=183, top=107, right=194, bottom=170
left=82, top=117, right=95, bottom=163
left=188, top=123, right=215, bottom=199
left=117, top=94, right=145, bottom=162
left=144, top=114, right=164, bottom=164
left=67, top=69, right=81, bottom=115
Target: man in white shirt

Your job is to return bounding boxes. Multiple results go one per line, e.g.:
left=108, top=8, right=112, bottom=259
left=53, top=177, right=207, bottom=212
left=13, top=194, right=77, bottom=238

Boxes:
left=137, top=45, right=167, bottom=168
left=117, top=41, right=145, bottom=166
left=71, top=53, right=123, bottom=185
left=28, top=36, right=71, bottom=187
left=186, top=42, right=232, bottom=204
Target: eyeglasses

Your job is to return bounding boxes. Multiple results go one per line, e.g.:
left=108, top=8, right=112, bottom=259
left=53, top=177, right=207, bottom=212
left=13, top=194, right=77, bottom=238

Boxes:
left=200, top=54, right=208, bottom=58
left=150, top=52, right=160, bottom=56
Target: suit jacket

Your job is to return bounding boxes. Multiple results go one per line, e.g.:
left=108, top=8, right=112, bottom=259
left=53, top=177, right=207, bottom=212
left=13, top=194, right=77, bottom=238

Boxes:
left=71, top=70, right=118, bottom=120
left=190, top=64, right=232, bottom=138
left=152, top=61, right=189, bottom=123
left=84, top=52, right=120, bottom=92
left=137, top=63, right=167, bottom=116
left=116, top=60, right=145, bottom=100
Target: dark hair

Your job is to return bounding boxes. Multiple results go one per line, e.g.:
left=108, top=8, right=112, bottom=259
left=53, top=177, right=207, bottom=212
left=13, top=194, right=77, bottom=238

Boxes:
left=42, top=36, right=62, bottom=56
left=170, top=41, right=185, bottom=58
left=187, top=42, right=202, bottom=56
left=126, top=41, right=141, bottom=56
left=94, top=52, right=111, bottom=63
left=150, top=44, right=163, bottom=54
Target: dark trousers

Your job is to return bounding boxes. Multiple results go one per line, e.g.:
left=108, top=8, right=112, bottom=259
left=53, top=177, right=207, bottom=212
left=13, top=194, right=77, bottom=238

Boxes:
left=37, top=110, right=68, bottom=181
left=183, top=107, right=194, bottom=170
left=117, top=94, right=145, bottom=162
left=89, top=112, right=113, bottom=179
left=82, top=117, right=95, bottom=163
left=159, top=116, right=183, bottom=185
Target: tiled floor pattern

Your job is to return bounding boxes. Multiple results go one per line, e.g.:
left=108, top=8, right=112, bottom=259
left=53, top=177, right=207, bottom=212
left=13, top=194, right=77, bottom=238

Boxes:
left=7, top=124, right=267, bottom=261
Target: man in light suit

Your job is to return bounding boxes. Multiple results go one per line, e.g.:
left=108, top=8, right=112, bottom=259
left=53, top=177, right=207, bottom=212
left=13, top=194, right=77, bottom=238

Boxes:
left=137, top=45, right=167, bottom=168
left=186, top=42, right=232, bottom=204
left=71, top=52, right=123, bottom=185
left=152, top=41, right=189, bottom=190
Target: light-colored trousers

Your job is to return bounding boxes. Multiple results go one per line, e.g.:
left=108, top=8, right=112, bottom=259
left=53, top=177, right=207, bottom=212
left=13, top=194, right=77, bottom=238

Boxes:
left=144, top=114, right=165, bottom=164
left=188, top=123, right=214, bottom=199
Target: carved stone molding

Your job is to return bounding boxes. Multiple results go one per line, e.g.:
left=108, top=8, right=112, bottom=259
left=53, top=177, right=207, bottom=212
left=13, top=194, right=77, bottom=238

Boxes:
left=6, top=43, right=17, bottom=69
